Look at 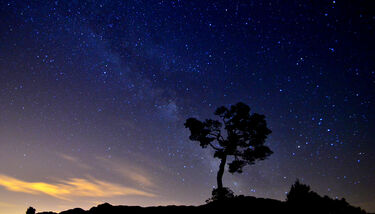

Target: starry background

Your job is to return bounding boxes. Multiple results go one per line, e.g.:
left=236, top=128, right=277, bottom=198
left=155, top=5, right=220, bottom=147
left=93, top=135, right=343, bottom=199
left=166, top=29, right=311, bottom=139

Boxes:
left=0, top=0, right=374, bottom=213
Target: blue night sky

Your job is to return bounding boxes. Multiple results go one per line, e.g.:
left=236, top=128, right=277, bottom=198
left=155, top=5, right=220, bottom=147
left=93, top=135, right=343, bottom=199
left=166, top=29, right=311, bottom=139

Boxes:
left=0, top=1, right=374, bottom=213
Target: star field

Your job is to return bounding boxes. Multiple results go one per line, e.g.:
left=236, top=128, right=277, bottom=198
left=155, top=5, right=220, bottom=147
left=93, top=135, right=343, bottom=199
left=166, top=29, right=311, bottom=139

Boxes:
left=0, top=1, right=374, bottom=213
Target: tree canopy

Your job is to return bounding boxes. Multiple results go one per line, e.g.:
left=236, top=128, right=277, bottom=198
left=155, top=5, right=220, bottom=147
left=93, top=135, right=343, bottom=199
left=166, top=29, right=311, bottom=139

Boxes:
left=185, top=102, right=273, bottom=199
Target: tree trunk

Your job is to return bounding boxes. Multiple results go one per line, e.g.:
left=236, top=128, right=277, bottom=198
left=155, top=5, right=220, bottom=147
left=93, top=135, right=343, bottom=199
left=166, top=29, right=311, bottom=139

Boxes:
left=217, top=155, right=227, bottom=190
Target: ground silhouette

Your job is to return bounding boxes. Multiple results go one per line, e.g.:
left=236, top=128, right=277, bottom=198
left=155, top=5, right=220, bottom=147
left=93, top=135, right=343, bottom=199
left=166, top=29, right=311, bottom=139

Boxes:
left=185, top=102, right=272, bottom=200
left=33, top=180, right=370, bottom=214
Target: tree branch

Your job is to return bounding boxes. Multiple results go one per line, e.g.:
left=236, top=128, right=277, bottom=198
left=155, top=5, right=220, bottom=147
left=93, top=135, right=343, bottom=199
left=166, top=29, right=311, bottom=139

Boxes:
left=208, top=132, right=225, bottom=143
left=209, top=142, right=222, bottom=150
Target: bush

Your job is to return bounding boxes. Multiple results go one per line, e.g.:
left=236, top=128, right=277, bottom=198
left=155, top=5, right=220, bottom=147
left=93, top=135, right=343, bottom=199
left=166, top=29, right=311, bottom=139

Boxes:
left=26, top=207, right=36, bottom=214
left=206, top=187, right=234, bottom=203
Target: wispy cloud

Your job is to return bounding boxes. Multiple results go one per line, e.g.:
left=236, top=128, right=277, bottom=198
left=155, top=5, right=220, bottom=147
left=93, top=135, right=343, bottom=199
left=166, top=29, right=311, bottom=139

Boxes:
left=0, top=201, right=15, bottom=207
left=0, top=174, right=155, bottom=200
left=59, top=154, right=92, bottom=170
left=96, top=156, right=155, bottom=188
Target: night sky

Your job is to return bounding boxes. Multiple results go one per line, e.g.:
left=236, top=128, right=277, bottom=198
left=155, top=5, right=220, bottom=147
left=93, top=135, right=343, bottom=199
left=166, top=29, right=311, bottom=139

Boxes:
left=0, top=1, right=374, bottom=213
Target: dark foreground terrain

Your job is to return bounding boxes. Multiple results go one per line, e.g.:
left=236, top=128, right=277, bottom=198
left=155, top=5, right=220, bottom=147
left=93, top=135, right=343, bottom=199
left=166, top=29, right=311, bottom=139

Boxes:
left=32, top=181, right=371, bottom=214
left=34, top=195, right=369, bottom=214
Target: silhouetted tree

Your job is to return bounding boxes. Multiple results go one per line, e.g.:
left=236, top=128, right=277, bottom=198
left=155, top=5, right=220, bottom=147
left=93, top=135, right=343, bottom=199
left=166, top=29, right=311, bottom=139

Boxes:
left=184, top=102, right=272, bottom=200
left=26, top=207, right=36, bottom=214
left=286, top=179, right=314, bottom=203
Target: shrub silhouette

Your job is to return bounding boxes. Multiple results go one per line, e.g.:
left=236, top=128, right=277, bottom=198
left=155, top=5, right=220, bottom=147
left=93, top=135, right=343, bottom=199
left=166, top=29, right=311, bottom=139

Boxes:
left=286, top=179, right=319, bottom=203
left=26, top=207, right=36, bottom=214
left=206, top=187, right=234, bottom=203
left=184, top=102, right=272, bottom=200
left=286, top=179, right=366, bottom=214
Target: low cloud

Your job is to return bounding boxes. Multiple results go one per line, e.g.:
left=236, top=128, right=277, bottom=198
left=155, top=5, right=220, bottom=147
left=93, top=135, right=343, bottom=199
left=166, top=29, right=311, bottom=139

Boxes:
left=0, top=174, right=155, bottom=200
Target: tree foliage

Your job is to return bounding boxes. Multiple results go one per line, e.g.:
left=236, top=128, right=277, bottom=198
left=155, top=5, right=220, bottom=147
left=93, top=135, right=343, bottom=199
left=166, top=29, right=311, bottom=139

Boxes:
left=185, top=102, right=273, bottom=199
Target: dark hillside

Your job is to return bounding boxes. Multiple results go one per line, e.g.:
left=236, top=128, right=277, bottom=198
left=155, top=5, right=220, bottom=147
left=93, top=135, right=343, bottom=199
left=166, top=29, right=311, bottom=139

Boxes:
left=36, top=194, right=368, bottom=214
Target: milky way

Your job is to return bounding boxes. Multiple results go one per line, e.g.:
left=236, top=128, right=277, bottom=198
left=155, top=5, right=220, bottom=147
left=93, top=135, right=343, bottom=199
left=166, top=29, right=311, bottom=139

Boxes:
left=0, top=1, right=374, bottom=213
